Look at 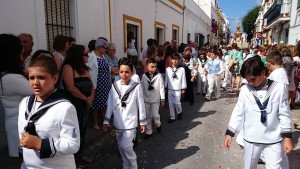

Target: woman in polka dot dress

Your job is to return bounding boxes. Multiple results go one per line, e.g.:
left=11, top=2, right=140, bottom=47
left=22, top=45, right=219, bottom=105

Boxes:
left=87, top=39, right=111, bottom=129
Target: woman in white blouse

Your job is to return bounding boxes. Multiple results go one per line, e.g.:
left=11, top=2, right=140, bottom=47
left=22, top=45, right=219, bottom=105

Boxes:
left=0, top=34, right=32, bottom=157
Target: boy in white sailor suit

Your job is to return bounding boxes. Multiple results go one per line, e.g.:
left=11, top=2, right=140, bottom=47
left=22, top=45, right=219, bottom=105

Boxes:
left=103, top=60, right=147, bottom=169
left=224, top=57, right=293, bottom=169
left=165, top=53, right=186, bottom=123
left=18, top=56, right=80, bottom=169
left=197, top=51, right=208, bottom=95
left=141, top=58, right=165, bottom=140
left=204, top=50, right=224, bottom=101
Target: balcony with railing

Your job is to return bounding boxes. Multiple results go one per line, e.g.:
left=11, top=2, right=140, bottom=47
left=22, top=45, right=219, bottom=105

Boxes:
left=263, top=0, right=291, bottom=29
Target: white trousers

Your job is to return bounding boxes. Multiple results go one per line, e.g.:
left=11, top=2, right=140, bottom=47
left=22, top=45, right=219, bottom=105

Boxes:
left=145, top=102, right=161, bottom=134
left=197, top=72, right=207, bottom=94
left=244, top=141, right=287, bottom=169
left=168, top=90, right=182, bottom=120
left=206, top=74, right=221, bottom=99
left=115, top=129, right=137, bottom=169
left=222, top=69, right=230, bottom=88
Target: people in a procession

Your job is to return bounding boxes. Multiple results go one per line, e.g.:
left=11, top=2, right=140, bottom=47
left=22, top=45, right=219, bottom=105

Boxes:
left=0, top=34, right=32, bottom=157
left=224, top=57, right=293, bottom=169
left=62, top=45, right=95, bottom=163
left=19, top=56, right=80, bottom=168
left=87, top=38, right=110, bottom=130
left=104, top=42, right=119, bottom=82
left=103, top=59, right=147, bottom=169
left=141, top=58, right=165, bottom=140
left=52, top=35, right=70, bottom=71
left=165, top=53, right=186, bottom=123
left=205, top=49, right=224, bottom=101
left=182, top=54, right=195, bottom=105
left=197, top=51, right=208, bottom=95
left=18, top=33, right=34, bottom=73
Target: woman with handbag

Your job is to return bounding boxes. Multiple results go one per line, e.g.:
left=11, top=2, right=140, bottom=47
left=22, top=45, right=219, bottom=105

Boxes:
left=229, top=43, right=243, bottom=93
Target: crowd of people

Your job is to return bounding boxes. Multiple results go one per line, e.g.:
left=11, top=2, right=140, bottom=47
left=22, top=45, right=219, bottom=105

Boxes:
left=0, top=32, right=300, bottom=168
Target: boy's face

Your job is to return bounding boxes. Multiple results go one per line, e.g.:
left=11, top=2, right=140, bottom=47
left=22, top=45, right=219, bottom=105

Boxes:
left=210, top=52, right=216, bottom=59
left=147, top=63, right=157, bottom=74
left=28, top=67, right=58, bottom=101
left=199, top=54, right=204, bottom=58
left=170, top=58, right=179, bottom=67
left=245, top=71, right=266, bottom=88
left=119, top=65, right=133, bottom=84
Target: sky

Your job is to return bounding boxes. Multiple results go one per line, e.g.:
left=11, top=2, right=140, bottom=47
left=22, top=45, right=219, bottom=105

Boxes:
left=217, top=0, right=260, bottom=34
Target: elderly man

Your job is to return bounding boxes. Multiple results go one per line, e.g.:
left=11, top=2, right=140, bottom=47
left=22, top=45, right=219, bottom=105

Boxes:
left=18, top=33, right=34, bottom=71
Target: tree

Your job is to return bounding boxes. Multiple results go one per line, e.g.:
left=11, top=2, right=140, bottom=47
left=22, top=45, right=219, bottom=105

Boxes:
left=242, top=6, right=260, bottom=42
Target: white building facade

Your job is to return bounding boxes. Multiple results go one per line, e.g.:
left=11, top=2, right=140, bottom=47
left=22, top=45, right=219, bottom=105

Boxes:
left=288, top=0, right=300, bottom=45
left=0, top=0, right=227, bottom=150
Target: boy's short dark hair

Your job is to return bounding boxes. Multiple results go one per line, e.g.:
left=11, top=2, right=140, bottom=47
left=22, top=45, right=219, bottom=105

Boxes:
left=118, top=57, right=133, bottom=72
left=29, top=56, right=58, bottom=76
left=266, top=50, right=283, bottom=66
left=183, top=54, right=191, bottom=61
left=146, top=58, right=157, bottom=65
left=240, top=57, right=265, bottom=78
left=171, top=53, right=180, bottom=60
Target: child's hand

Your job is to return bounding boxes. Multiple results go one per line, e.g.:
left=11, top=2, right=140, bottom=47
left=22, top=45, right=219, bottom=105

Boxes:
left=283, top=138, right=293, bottom=154
left=140, top=125, right=147, bottom=133
left=224, top=135, right=232, bottom=150
left=181, top=90, right=185, bottom=94
left=103, top=124, right=109, bottom=133
left=160, top=101, right=165, bottom=107
left=19, top=132, right=41, bottom=150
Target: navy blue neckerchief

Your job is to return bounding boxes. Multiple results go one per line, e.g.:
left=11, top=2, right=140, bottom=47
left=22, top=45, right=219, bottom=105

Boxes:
left=171, top=67, right=179, bottom=78
left=145, top=72, right=158, bottom=90
left=246, top=79, right=276, bottom=123
left=199, top=58, right=208, bottom=68
left=25, top=90, right=68, bottom=136
left=113, top=81, right=139, bottom=107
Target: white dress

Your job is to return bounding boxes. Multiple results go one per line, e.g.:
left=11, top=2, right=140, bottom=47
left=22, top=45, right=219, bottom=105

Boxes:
left=0, top=73, right=32, bottom=157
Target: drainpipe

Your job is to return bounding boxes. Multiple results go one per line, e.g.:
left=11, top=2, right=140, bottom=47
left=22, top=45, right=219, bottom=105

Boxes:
left=182, top=0, right=186, bottom=44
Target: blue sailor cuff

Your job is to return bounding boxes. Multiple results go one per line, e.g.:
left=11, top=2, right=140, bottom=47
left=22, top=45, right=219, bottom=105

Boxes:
left=225, top=129, right=235, bottom=137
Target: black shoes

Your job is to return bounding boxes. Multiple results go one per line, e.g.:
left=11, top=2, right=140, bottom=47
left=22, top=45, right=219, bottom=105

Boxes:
left=168, top=119, right=176, bottom=123
left=177, top=113, right=182, bottom=120
left=157, top=126, right=162, bottom=133
left=143, top=134, right=152, bottom=140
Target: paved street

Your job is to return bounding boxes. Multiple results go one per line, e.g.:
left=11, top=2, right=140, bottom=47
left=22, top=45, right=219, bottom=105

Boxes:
left=1, top=89, right=300, bottom=169
left=78, top=89, right=300, bottom=169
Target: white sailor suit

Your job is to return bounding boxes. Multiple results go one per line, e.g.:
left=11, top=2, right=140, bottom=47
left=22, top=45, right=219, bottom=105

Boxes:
left=141, top=72, right=165, bottom=134
left=225, top=80, right=292, bottom=169
left=205, top=58, right=224, bottom=100
left=18, top=90, right=80, bottom=169
left=165, top=66, right=187, bottom=120
left=197, top=58, right=208, bottom=94
left=104, top=80, right=147, bottom=169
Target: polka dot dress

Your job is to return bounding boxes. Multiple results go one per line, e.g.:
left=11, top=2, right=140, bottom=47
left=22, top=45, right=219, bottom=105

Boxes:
left=91, top=57, right=110, bottom=110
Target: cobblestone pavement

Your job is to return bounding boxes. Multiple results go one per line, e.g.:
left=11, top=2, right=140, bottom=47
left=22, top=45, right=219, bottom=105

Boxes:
left=1, top=89, right=300, bottom=169
left=78, top=90, right=300, bottom=169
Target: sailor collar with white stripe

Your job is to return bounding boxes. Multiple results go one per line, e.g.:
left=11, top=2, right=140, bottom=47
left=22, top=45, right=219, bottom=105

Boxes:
left=25, top=89, right=69, bottom=120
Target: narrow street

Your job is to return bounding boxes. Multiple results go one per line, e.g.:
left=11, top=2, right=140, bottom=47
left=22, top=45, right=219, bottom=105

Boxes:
left=79, top=89, right=299, bottom=169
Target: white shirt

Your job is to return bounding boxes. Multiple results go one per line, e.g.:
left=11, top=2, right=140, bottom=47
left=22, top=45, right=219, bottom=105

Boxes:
left=18, top=97, right=80, bottom=169
left=141, top=73, right=165, bottom=103
left=227, top=82, right=291, bottom=144
left=104, top=80, right=147, bottom=129
left=165, top=67, right=187, bottom=90
left=268, top=68, right=289, bottom=84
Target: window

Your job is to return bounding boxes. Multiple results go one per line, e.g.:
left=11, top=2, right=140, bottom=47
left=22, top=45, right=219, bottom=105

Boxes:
left=172, top=24, right=179, bottom=42
left=154, top=21, right=166, bottom=45
left=44, top=0, right=73, bottom=51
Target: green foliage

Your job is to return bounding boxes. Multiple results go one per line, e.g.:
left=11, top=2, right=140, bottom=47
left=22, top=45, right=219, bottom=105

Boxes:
left=242, top=6, right=260, bottom=42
